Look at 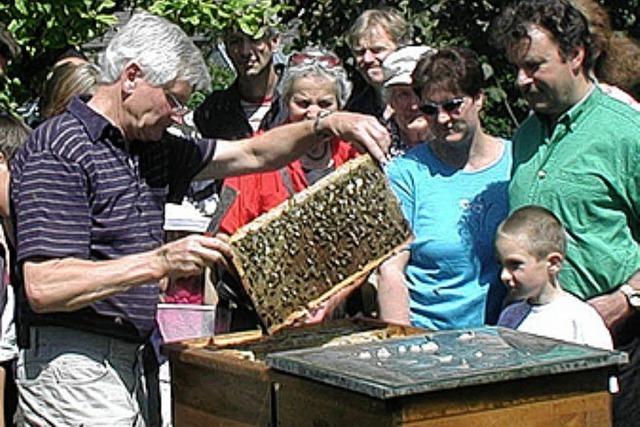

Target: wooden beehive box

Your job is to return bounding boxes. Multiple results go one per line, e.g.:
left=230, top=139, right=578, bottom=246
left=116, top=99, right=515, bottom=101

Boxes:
left=164, top=323, right=622, bottom=427
left=229, top=155, right=412, bottom=333
left=164, top=319, right=426, bottom=427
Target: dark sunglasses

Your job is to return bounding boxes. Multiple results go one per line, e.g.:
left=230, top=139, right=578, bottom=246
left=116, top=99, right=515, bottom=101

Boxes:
left=419, top=97, right=466, bottom=116
left=288, top=51, right=341, bottom=68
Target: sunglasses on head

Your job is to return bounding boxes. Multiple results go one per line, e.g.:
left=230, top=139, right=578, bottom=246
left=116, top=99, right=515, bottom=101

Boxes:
left=419, top=97, right=466, bottom=116
left=288, top=51, right=341, bottom=68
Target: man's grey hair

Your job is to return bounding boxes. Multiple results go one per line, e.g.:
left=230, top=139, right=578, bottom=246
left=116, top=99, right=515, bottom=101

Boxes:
left=99, top=12, right=211, bottom=90
left=280, top=52, right=352, bottom=109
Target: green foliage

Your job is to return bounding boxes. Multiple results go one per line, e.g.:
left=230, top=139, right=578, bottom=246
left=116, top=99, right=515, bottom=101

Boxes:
left=208, top=62, right=237, bottom=91
left=147, top=0, right=290, bottom=40
left=605, top=0, right=639, bottom=37
left=0, top=0, right=117, bottom=111
left=147, top=0, right=219, bottom=36
left=0, top=77, right=21, bottom=112
left=0, top=0, right=115, bottom=56
left=0, top=0, right=288, bottom=113
left=0, top=0, right=637, bottom=133
left=187, top=63, right=236, bottom=109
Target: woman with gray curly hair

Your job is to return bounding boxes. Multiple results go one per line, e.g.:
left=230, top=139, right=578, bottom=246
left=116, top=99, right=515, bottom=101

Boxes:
left=217, top=48, right=361, bottom=329
left=220, top=47, right=360, bottom=236
left=280, top=48, right=352, bottom=109
left=277, top=48, right=357, bottom=180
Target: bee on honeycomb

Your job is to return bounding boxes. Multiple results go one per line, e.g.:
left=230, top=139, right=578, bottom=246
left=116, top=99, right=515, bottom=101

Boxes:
left=230, top=155, right=412, bottom=333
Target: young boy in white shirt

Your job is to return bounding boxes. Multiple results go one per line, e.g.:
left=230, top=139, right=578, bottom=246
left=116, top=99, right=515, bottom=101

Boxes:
left=496, top=205, right=613, bottom=350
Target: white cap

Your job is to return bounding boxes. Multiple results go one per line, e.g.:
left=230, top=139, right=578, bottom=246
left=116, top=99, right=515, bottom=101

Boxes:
left=382, top=45, right=435, bottom=88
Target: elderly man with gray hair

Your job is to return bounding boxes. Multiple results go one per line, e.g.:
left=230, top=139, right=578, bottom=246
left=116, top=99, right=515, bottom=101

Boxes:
left=10, top=12, right=389, bottom=426
left=381, top=45, right=435, bottom=156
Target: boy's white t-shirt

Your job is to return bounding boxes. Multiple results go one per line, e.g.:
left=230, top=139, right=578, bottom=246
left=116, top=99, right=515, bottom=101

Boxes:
left=506, top=292, right=613, bottom=350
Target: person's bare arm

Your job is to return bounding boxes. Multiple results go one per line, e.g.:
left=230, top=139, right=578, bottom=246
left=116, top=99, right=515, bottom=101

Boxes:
left=377, top=250, right=411, bottom=325
left=197, top=111, right=390, bottom=180
left=23, top=234, right=232, bottom=313
left=303, top=276, right=367, bottom=324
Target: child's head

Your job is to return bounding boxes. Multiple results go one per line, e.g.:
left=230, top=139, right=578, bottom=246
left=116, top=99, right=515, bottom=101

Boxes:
left=495, top=205, right=566, bottom=302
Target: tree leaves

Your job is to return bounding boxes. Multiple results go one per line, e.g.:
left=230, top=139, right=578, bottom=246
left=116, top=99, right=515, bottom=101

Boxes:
left=0, top=0, right=637, bottom=133
left=147, top=0, right=290, bottom=40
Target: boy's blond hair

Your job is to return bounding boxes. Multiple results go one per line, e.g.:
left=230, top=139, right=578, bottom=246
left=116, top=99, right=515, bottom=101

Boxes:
left=497, top=205, right=567, bottom=260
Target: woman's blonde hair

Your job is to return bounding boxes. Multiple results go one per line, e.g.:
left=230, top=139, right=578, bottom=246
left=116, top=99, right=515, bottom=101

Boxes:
left=40, top=62, right=100, bottom=118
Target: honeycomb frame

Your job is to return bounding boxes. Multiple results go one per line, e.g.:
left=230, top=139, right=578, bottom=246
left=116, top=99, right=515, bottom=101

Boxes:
left=230, top=155, right=412, bottom=334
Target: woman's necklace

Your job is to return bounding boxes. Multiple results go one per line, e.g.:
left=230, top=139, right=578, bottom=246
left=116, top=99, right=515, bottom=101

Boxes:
left=305, top=141, right=330, bottom=161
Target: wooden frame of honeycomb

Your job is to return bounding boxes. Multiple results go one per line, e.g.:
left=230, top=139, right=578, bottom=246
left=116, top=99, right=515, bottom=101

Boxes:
left=230, top=155, right=412, bottom=334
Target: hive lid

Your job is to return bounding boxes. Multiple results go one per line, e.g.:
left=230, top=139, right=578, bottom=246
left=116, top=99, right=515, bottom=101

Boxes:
left=230, top=155, right=412, bottom=334
left=266, top=326, right=628, bottom=399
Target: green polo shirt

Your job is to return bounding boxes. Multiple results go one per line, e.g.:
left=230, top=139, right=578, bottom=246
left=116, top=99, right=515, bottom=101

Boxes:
left=510, top=87, right=640, bottom=299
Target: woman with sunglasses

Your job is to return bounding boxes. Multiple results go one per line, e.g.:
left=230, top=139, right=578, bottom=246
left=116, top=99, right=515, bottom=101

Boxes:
left=217, top=47, right=360, bottom=329
left=378, top=47, right=510, bottom=330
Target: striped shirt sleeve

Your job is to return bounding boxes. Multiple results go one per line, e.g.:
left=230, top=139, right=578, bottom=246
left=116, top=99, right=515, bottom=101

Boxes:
left=14, top=149, right=91, bottom=263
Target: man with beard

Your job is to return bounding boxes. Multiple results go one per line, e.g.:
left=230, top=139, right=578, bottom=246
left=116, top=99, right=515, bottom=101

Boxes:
left=491, top=1, right=640, bottom=425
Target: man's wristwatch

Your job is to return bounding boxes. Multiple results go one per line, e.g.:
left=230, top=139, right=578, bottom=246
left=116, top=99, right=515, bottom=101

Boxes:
left=620, top=284, right=640, bottom=309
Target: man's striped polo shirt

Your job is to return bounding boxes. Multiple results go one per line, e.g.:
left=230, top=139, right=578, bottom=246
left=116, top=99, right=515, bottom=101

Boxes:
left=11, top=96, right=217, bottom=342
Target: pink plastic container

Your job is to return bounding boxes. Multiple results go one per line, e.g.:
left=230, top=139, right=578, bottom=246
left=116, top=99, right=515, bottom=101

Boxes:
left=156, top=303, right=216, bottom=343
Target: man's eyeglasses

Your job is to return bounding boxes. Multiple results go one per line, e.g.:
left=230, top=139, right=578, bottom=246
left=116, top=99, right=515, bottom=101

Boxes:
left=288, top=51, right=341, bottom=69
left=164, top=91, right=190, bottom=115
left=419, top=97, right=466, bottom=117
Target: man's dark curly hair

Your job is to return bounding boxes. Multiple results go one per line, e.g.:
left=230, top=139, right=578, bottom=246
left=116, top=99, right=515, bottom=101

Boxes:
left=412, top=47, right=485, bottom=99
left=490, top=0, right=595, bottom=73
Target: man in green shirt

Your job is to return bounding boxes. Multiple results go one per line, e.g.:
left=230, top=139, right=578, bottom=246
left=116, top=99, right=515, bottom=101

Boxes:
left=491, top=1, right=640, bottom=425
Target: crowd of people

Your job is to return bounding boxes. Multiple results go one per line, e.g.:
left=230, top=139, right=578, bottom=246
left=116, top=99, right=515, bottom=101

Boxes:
left=0, top=0, right=638, bottom=425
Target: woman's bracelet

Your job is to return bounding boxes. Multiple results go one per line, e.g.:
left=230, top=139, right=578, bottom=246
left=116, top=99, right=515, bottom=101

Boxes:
left=313, top=110, right=334, bottom=139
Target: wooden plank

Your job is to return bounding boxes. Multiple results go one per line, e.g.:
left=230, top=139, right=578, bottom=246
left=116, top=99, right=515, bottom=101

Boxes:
left=171, top=356, right=273, bottom=426
left=397, top=369, right=610, bottom=422
left=272, top=368, right=612, bottom=427
left=274, top=372, right=393, bottom=427
left=174, top=403, right=257, bottom=427
left=399, top=392, right=611, bottom=427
